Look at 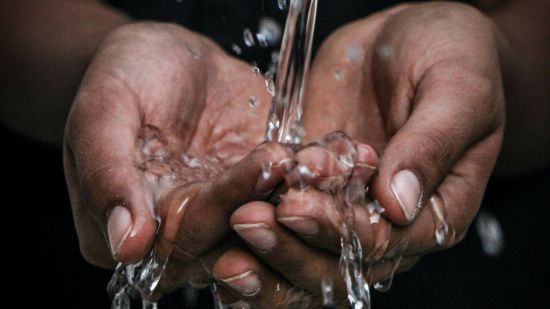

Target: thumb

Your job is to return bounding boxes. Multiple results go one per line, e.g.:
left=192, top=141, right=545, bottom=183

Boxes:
left=66, top=79, right=157, bottom=265
left=372, top=64, right=502, bottom=225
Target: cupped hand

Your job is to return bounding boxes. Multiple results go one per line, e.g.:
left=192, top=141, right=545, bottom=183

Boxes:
left=63, top=22, right=292, bottom=295
left=213, top=2, right=506, bottom=307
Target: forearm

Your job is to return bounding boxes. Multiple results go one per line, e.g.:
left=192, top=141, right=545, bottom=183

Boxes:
left=0, top=0, right=130, bottom=145
left=482, top=0, right=550, bottom=174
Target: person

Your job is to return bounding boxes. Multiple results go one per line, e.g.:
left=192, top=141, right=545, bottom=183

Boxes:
left=0, top=0, right=548, bottom=308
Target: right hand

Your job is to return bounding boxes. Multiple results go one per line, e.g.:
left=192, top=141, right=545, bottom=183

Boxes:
left=63, top=22, right=292, bottom=295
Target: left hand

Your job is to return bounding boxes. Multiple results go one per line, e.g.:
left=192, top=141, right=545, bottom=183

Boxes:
left=211, top=2, right=506, bottom=307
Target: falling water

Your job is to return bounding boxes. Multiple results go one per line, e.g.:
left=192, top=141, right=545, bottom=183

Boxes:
left=265, top=0, right=317, bottom=145
left=264, top=0, right=372, bottom=308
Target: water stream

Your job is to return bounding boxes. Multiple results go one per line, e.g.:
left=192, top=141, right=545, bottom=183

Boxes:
left=264, top=1, right=373, bottom=308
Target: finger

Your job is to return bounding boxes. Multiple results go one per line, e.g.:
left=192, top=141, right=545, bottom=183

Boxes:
left=212, top=247, right=320, bottom=309
left=372, top=62, right=504, bottom=225
left=277, top=188, right=341, bottom=252
left=231, top=202, right=346, bottom=295
left=277, top=188, right=393, bottom=262
left=383, top=133, right=503, bottom=257
left=64, top=143, right=114, bottom=268
left=155, top=142, right=293, bottom=262
left=66, top=77, right=157, bottom=264
left=213, top=247, right=417, bottom=308
left=150, top=236, right=240, bottom=299
left=280, top=136, right=501, bottom=261
left=287, top=138, right=378, bottom=191
left=231, top=201, right=355, bottom=299
left=277, top=143, right=380, bottom=256
left=285, top=145, right=344, bottom=190
left=277, top=188, right=387, bottom=260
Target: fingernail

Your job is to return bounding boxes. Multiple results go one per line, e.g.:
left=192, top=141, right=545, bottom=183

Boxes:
left=233, top=223, right=277, bottom=252
left=356, top=144, right=371, bottom=161
left=278, top=216, right=320, bottom=236
left=107, top=206, right=133, bottom=257
left=390, top=170, right=422, bottom=223
left=220, top=270, right=261, bottom=296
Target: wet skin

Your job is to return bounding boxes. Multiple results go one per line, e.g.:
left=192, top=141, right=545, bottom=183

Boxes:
left=65, top=2, right=506, bottom=307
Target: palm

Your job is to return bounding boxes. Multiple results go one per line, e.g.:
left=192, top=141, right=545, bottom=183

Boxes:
left=65, top=23, right=275, bottom=271
left=303, top=3, right=503, bottom=247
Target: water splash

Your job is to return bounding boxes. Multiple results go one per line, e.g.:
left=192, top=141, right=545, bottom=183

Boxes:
left=108, top=249, right=168, bottom=308
left=112, top=287, right=130, bottom=309
left=340, top=232, right=370, bottom=309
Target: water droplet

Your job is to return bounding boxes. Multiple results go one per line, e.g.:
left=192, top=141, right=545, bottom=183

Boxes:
left=334, top=68, right=343, bottom=80
left=376, top=43, right=394, bottom=60
left=476, top=210, right=504, bottom=256
left=373, top=256, right=402, bottom=293
left=231, top=43, right=242, bottom=55
left=271, top=51, right=280, bottom=64
left=435, top=222, right=449, bottom=246
left=346, top=44, right=364, bottom=64
left=264, top=71, right=276, bottom=97
left=248, top=96, right=258, bottom=108
left=262, top=161, right=273, bottom=180
left=367, top=201, right=384, bottom=224
left=243, top=28, right=255, bottom=47
left=286, top=120, right=305, bottom=144
left=256, top=17, right=282, bottom=47
left=278, top=0, right=288, bottom=10
left=297, top=164, right=315, bottom=178
left=321, top=276, right=334, bottom=306
left=256, top=33, right=269, bottom=48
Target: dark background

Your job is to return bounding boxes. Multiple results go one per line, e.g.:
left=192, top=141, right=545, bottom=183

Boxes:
left=3, top=0, right=549, bottom=308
